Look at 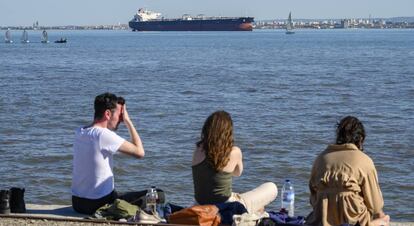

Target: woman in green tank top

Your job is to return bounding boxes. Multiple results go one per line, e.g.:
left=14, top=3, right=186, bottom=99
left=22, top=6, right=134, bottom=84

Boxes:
left=192, top=111, right=278, bottom=214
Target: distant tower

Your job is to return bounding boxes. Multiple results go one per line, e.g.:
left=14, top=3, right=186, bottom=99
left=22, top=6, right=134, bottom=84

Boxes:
left=341, top=19, right=349, bottom=28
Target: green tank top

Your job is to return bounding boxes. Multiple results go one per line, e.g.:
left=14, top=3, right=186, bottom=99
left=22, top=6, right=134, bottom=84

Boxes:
left=192, top=159, right=232, bottom=204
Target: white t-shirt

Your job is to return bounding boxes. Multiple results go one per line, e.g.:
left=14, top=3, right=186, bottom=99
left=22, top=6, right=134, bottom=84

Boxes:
left=71, top=126, right=125, bottom=199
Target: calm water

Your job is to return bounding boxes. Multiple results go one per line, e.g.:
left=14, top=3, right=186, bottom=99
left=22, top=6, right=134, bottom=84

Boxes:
left=0, top=29, right=413, bottom=221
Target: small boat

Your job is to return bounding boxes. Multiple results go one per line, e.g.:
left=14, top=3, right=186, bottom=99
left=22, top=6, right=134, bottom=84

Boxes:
left=21, top=29, right=29, bottom=43
left=54, top=37, right=67, bottom=43
left=286, top=12, right=295, bottom=34
left=5, top=28, right=13, bottom=43
left=41, top=30, right=49, bottom=43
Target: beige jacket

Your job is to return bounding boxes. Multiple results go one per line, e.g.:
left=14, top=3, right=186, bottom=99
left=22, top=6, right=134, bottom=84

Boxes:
left=307, top=144, right=384, bottom=226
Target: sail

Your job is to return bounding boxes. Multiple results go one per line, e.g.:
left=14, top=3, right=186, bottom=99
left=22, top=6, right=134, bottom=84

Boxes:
left=21, top=29, right=29, bottom=43
left=41, top=30, right=49, bottom=43
left=286, top=12, right=294, bottom=34
left=5, top=29, right=13, bottom=43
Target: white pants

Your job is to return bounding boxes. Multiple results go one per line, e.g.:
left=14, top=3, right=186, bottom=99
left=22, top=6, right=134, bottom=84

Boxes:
left=227, top=182, right=278, bottom=214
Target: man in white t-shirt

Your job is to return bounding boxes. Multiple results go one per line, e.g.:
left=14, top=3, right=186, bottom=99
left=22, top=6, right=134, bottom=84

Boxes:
left=71, top=93, right=145, bottom=214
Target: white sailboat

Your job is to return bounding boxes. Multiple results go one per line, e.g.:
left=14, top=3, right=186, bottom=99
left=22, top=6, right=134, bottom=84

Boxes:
left=286, top=12, right=295, bottom=34
left=21, top=29, right=29, bottom=43
left=41, top=30, right=49, bottom=43
left=5, top=28, right=13, bottom=43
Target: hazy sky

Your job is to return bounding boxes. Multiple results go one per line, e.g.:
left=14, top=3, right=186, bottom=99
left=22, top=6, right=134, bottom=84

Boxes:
left=1, top=0, right=413, bottom=26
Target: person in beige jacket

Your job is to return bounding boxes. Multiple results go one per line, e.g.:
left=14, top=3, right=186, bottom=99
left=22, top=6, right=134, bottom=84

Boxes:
left=307, top=116, right=390, bottom=226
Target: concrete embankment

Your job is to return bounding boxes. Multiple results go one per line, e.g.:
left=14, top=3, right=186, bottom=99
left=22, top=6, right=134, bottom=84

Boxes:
left=0, top=204, right=174, bottom=226
left=0, top=204, right=412, bottom=226
left=1, top=216, right=413, bottom=226
left=0, top=215, right=174, bottom=226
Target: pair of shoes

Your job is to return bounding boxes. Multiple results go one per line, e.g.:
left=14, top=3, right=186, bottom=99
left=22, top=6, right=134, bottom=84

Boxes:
left=134, top=209, right=163, bottom=224
left=0, top=187, right=26, bottom=214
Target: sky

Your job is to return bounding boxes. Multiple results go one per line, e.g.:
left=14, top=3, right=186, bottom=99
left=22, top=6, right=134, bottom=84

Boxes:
left=1, top=0, right=413, bottom=26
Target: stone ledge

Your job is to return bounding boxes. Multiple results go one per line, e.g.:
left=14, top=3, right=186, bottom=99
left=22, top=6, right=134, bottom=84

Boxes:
left=0, top=204, right=412, bottom=226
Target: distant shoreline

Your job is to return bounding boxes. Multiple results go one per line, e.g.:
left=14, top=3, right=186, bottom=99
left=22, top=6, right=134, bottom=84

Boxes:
left=1, top=25, right=414, bottom=31
left=1, top=16, right=414, bottom=30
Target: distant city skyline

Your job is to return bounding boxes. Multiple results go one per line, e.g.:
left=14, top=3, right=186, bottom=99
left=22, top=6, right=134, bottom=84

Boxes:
left=1, top=0, right=413, bottom=26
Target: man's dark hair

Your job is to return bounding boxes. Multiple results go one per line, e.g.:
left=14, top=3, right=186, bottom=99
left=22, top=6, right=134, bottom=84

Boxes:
left=336, top=116, right=365, bottom=150
left=94, top=93, right=125, bottom=119
left=117, top=96, right=125, bottom=105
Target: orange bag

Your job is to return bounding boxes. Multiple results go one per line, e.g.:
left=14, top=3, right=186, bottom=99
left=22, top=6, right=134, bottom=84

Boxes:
left=168, top=204, right=221, bottom=226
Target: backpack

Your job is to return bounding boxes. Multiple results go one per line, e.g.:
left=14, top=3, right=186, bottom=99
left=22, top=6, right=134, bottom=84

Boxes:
left=168, top=204, right=221, bottom=226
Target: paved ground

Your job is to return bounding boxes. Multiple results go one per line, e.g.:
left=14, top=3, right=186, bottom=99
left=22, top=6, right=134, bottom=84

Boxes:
left=0, top=216, right=131, bottom=226
left=0, top=204, right=169, bottom=226
left=0, top=204, right=412, bottom=226
left=24, top=204, right=88, bottom=219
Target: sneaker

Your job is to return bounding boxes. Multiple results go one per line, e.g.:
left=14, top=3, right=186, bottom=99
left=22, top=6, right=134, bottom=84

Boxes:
left=134, top=209, right=163, bottom=224
left=0, top=190, right=11, bottom=214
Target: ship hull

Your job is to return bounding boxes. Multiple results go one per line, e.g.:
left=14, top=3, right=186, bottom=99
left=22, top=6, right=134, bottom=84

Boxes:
left=129, top=17, right=254, bottom=31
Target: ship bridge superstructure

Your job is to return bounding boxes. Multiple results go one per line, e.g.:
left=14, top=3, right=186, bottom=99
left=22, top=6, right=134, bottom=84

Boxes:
left=134, top=8, right=161, bottom=21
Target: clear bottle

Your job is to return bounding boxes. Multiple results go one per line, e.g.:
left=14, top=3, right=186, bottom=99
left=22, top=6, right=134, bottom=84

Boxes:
left=145, top=186, right=158, bottom=213
left=281, top=179, right=295, bottom=217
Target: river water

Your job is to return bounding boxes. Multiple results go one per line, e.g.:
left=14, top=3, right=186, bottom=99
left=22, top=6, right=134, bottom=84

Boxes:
left=0, top=29, right=413, bottom=221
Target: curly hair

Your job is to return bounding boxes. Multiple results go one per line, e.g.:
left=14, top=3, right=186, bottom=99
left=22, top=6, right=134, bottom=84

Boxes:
left=197, top=111, right=234, bottom=171
left=336, top=116, right=366, bottom=151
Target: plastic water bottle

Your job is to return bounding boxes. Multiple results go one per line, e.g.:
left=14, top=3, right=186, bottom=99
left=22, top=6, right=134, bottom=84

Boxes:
left=281, top=179, right=295, bottom=217
left=145, top=186, right=158, bottom=213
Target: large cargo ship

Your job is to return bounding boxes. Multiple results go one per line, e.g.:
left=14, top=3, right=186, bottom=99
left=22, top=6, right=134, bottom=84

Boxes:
left=129, top=8, right=254, bottom=31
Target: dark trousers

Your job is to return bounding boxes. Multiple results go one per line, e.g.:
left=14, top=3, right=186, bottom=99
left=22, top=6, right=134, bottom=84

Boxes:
left=72, top=189, right=165, bottom=215
left=72, top=190, right=117, bottom=215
